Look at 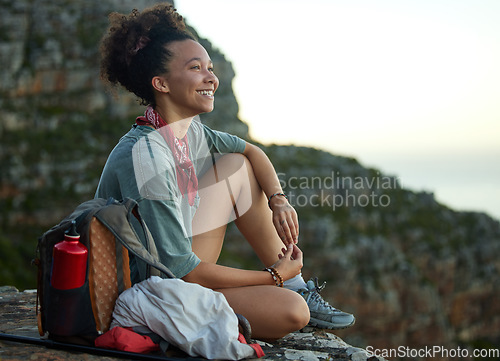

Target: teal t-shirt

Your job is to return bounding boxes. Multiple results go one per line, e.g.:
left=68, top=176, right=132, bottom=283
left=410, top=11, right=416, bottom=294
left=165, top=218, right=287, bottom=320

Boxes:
left=95, top=117, right=246, bottom=281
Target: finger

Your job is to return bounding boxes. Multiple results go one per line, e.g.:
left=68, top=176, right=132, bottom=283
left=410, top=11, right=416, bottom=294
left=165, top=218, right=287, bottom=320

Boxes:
left=272, top=216, right=286, bottom=242
left=293, top=212, right=299, bottom=241
left=292, top=244, right=303, bottom=263
left=288, top=215, right=298, bottom=243
left=284, top=214, right=299, bottom=244
left=290, top=211, right=299, bottom=243
left=291, top=244, right=302, bottom=257
left=283, top=243, right=294, bottom=258
left=280, top=218, right=293, bottom=244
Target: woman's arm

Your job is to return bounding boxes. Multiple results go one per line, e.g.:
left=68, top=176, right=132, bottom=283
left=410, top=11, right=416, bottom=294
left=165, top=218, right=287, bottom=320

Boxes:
left=183, top=243, right=303, bottom=289
left=243, top=142, right=299, bottom=244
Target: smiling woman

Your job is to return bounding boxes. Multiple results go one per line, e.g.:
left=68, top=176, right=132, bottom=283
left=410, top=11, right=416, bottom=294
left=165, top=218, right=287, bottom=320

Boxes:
left=95, top=3, right=355, bottom=345
left=153, top=40, right=218, bottom=125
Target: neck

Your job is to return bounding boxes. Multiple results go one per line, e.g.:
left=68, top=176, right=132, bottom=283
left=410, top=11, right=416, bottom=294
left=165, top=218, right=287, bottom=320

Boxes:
left=170, top=118, right=192, bottom=139
left=154, top=104, right=193, bottom=139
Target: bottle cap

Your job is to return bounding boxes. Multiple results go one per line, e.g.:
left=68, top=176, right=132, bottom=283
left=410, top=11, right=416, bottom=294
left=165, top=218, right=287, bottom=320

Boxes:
left=65, top=220, right=80, bottom=239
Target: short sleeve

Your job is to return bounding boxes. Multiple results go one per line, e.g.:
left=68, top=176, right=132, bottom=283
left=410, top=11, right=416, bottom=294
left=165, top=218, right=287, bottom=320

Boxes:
left=201, top=123, right=246, bottom=155
left=136, top=198, right=201, bottom=279
left=186, top=120, right=246, bottom=176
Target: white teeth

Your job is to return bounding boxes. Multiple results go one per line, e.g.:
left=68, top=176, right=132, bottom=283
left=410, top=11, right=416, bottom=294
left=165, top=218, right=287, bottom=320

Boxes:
left=197, top=90, right=214, bottom=96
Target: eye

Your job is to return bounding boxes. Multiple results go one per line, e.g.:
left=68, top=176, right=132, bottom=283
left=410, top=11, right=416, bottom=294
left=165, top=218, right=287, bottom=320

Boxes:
left=190, top=65, right=201, bottom=70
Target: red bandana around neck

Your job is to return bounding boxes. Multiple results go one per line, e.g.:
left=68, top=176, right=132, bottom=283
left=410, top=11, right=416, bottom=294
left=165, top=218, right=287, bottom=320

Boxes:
left=136, top=106, right=198, bottom=206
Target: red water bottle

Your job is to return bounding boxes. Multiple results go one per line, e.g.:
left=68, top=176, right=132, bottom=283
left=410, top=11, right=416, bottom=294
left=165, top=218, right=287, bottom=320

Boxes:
left=50, top=220, right=88, bottom=290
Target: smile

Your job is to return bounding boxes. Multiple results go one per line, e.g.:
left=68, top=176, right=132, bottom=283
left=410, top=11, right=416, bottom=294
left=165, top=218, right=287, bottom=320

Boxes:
left=196, top=90, right=214, bottom=97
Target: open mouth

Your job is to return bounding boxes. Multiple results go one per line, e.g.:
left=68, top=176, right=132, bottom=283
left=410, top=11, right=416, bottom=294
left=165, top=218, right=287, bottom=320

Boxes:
left=196, top=90, right=214, bottom=98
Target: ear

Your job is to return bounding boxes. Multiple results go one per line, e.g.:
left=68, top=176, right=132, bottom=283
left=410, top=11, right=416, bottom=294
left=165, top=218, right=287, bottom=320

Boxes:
left=152, top=76, right=169, bottom=93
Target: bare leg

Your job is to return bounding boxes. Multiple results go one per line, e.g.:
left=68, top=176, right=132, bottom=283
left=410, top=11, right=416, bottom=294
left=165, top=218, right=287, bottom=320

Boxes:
left=216, top=285, right=309, bottom=341
left=191, top=154, right=309, bottom=340
left=192, top=153, right=285, bottom=266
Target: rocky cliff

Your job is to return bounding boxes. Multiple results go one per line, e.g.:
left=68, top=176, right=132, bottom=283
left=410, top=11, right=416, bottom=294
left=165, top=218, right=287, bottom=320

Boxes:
left=0, top=0, right=248, bottom=286
left=1, top=0, right=499, bottom=360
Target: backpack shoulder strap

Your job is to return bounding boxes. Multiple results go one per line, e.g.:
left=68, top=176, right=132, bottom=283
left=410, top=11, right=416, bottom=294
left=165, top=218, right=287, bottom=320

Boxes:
left=94, top=198, right=176, bottom=279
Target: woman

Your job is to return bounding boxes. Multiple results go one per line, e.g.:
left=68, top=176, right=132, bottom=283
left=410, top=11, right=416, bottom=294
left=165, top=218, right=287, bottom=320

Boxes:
left=96, top=4, right=354, bottom=341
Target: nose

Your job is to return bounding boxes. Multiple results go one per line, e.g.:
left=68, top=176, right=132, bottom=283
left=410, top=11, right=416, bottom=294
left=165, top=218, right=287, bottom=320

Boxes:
left=205, top=70, right=219, bottom=88
left=205, top=71, right=216, bottom=82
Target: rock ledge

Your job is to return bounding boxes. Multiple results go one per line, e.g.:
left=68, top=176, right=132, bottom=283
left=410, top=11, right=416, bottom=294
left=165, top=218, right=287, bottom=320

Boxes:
left=0, top=286, right=384, bottom=361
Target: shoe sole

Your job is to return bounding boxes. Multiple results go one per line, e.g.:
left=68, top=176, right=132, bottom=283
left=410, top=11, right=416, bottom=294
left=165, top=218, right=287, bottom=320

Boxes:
left=308, top=317, right=356, bottom=330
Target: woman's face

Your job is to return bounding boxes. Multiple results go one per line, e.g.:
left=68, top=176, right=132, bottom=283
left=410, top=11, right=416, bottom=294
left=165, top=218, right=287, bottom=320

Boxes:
left=161, top=39, right=219, bottom=118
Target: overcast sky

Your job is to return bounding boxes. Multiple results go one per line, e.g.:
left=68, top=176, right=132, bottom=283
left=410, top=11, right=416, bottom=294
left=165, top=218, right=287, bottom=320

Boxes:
left=175, top=0, right=500, bottom=219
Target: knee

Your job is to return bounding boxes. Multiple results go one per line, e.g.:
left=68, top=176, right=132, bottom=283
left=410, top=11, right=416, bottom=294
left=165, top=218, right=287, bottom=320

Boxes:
left=215, top=153, right=256, bottom=205
left=216, top=153, right=250, bottom=176
left=284, top=291, right=310, bottom=331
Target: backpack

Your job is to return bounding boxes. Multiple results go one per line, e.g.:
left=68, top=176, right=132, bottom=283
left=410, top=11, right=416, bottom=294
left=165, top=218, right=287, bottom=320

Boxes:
left=34, top=197, right=263, bottom=359
left=34, top=197, right=175, bottom=345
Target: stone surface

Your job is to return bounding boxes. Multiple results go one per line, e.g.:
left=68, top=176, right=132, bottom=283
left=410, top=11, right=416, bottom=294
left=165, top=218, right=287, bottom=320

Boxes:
left=0, top=287, right=385, bottom=361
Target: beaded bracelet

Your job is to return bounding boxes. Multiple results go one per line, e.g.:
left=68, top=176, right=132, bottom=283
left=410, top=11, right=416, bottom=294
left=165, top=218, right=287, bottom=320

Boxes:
left=264, top=267, right=284, bottom=287
left=267, top=192, right=287, bottom=210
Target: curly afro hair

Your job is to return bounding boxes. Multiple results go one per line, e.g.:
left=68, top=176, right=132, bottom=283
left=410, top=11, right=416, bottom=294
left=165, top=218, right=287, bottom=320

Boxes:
left=100, top=3, right=195, bottom=106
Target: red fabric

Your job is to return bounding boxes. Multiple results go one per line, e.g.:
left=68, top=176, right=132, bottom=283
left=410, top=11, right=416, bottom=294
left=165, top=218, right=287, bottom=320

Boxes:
left=136, top=106, right=198, bottom=205
left=238, top=333, right=265, bottom=358
left=95, top=327, right=159, bottom=353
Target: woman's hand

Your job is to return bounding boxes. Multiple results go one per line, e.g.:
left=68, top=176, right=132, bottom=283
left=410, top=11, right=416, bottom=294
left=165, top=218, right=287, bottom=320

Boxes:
left=273, top=243, right=303, bottom=281
left=269, top=195, right=299, bottom=245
